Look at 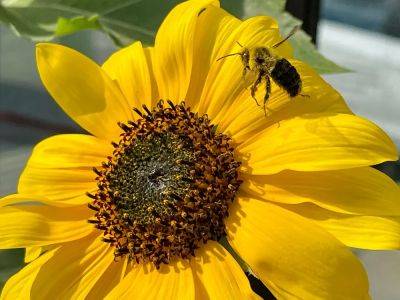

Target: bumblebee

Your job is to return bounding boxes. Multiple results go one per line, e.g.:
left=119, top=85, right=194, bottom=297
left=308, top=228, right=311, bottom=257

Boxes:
left=217, top=25, right=303, bottom=115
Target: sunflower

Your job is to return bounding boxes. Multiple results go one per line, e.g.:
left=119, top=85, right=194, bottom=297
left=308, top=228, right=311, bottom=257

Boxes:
left=1, top=0, right=400, bottom=299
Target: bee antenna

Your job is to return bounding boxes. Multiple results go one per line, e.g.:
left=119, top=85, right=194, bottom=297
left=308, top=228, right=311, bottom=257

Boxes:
left=216, top=52, right=242, bottom=61
left=236, top=41, right=244, bottom=47
left=272, top=24, right=300, bottom=48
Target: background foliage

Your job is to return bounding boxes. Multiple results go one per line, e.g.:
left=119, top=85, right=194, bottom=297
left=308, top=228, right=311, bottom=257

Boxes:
left=0, top=0, right=346, bottom=73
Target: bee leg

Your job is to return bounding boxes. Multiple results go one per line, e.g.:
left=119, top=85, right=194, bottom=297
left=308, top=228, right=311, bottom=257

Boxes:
left=300, top=93, right=310, bottom=99
left=242, top=66, right=250, bottom=80
left=250, top=73, right=263, bottom=106
left=263, top=75, right=272, bottom=116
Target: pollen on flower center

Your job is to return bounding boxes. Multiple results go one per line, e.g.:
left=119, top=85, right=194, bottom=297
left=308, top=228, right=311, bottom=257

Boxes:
left=87, top=100, right=242, bottom=268
left=108, top=132, right=195, bottom=224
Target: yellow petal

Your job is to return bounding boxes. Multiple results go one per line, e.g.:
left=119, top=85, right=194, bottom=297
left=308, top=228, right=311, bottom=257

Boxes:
left=154, top=0, right=219, bottom=103
left=18, top=134, right=111, bottom=205
left=36, top=43, right=132, bottom=140
left=191, top=241, right=260, bottom=299
left=30, top=234, right=113, bottom=299
left=102, top=42, right=158, bottom=109
left=20, top=134, right=111, bottom=169
left=220, top=60, right=351, bottom=143
left=185, top=4, right=241, bottom=108
left=86, top=257, right=128, bottom=300
left=0, top=204, right=93, bottom=249
left=1, top=193, right=80, bottom=208
left=25, top=246, right=43, bottom=263
left=198, top=15, right=292, bottom=120
left=238, top=113, right=398, bottom=175
left=226, top=196, right=369, bottom=299
left=24, top=245, right=57, bottom=264
left=142, top=47, right=159, bottom=106
left=106, top=261, right=194, bottom=299
left=285, top=203, right=400, bottom=250
left=1, top=246, right=58, bottom=300
left=242, top=167, right=400, bottom=215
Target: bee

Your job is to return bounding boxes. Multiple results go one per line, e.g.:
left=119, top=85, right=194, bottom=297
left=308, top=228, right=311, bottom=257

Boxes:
left=217, top=25, right=304, bottom=115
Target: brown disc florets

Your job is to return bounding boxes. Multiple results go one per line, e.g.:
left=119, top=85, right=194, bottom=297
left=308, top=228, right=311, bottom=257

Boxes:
left=87, top=100, right=241, bottom=268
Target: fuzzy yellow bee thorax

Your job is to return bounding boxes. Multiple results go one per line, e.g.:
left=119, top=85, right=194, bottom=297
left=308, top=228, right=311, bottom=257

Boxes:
left=248, top=47, right=279, bottom=72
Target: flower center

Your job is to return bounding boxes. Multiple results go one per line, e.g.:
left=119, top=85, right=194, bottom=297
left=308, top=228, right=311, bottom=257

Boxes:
left=108, top=132, right=195, bottom=225
left=87, top=101, right=241, bottom=267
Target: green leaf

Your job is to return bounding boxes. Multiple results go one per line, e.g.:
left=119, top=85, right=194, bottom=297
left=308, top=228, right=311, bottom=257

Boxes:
left=55, top=16, right=100, bottom=37
left=245, top=0, right=286, bottom=19
left=0, top=0, right=182, bottom=46
left=244, top=0, right=349, bottom=73
left=289, top=28, right=350, bottom=74
left=0, top=249, right=24, bottom=292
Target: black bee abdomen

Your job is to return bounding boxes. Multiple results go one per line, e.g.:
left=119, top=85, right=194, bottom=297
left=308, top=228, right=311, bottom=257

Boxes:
left=271, top=58, right=301, bottom=97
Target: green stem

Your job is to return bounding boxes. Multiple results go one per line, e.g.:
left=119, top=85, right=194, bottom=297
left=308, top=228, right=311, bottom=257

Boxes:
left=219, top=235, right=253, bottom=275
